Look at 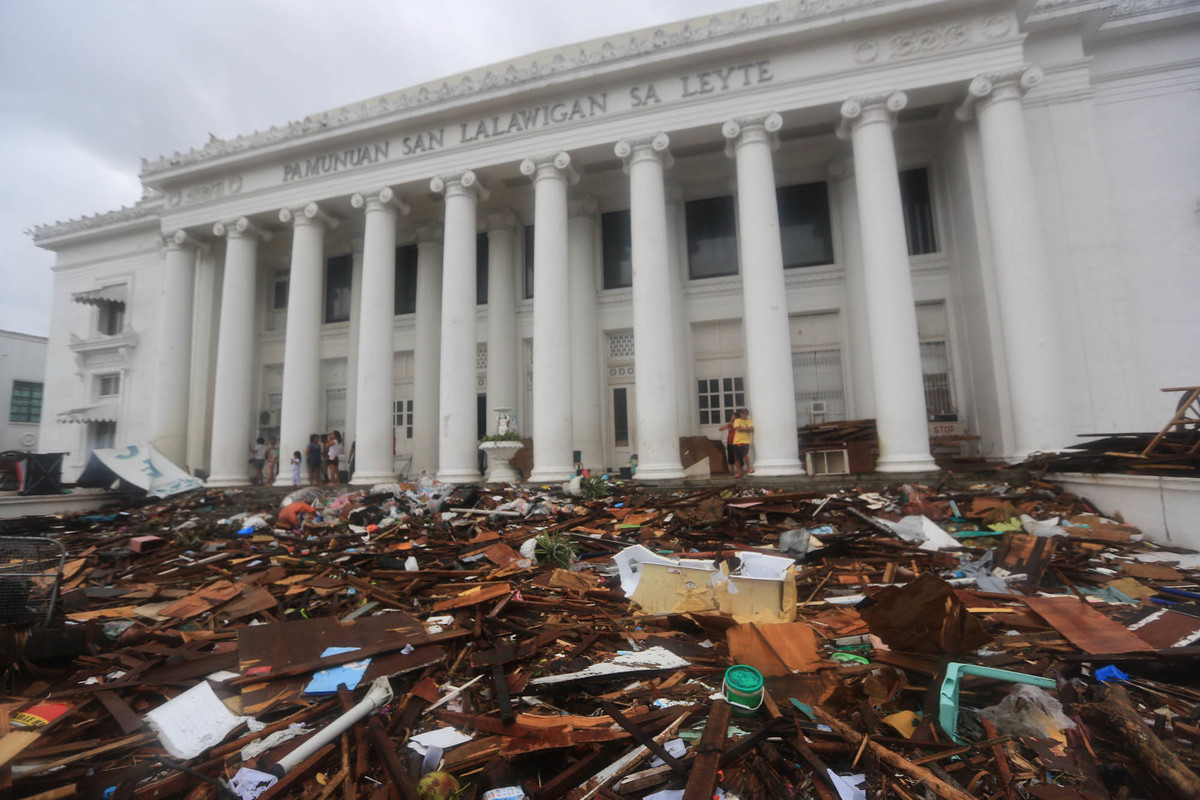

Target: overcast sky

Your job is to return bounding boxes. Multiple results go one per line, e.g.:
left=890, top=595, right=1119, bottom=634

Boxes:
left=0, top=0, right=758, bottom=338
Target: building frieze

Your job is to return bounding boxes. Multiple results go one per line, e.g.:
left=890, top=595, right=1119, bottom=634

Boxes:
left=138, top=0, right=894, bottom=179
left=30, top=200, right=160, bottom=244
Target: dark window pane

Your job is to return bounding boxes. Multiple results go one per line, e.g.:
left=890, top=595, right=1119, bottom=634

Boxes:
left=722, top=378, right=732, bottom=391
left=273, top=279, right=289, bottom=310
left=686, top=196, right=738, bottom=279
left=613, top=387, right=629, bottom=447
left=700, top=411, right=710, bottom=425
left=708, top=379, right=719, bottom=392
left=524, top=225, right=535, bottom=299
left=724, top=393, right=734, bottom=407
left=734, top=377, right=744, bottom=390
left=325, top=255, right=353, bottom=322
left=394, top=245, right=419, bottom=315
left=602, top=210, right=632, bottom=289
left=476, top=233, right=489, bottom=305
left=698, top=395, right=709, bottom=410
left=777, top=182, right=834, bottom=269
left=900, top=167, right=938, bottom=255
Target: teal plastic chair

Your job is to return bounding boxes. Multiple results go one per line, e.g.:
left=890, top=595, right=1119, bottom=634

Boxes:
left=938, top=662, right=1056, bottom=743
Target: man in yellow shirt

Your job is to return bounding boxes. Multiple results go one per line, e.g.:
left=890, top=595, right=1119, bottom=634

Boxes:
left=731, top=408, right=754, bottom=477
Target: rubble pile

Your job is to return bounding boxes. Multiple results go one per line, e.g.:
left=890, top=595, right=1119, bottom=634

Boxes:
left=2, top=475, right=1200, bottom=799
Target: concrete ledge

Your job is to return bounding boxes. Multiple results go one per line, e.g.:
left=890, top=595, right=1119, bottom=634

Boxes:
left=1053, top=472, right=1200, bottom=549
left=0, top=488, right=123, bottom=520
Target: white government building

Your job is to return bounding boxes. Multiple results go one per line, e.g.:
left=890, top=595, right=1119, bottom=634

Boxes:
left=31, top=0, right=1200, bottom=486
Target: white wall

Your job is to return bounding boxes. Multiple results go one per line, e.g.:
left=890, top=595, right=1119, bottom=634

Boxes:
left=0, top=330, right=48, bottom=452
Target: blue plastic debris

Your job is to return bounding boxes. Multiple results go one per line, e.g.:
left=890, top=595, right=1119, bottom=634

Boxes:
left=1095, top=665, right=1130, bottom=683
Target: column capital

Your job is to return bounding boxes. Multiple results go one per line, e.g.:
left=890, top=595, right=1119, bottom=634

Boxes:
left=431, top=170, right=490, bottom=201
left=280, top=201, right=341, bottom=229
left=567, top=196, right=599, bottom=219
left=414, top=221, right=444, bottom=244
left=519, top=151, right=580, bottom=185
left=827, top=155, right=855, bottom=181
left=213, top=216, right=271, bottom=241
left=615, top=133, right=673, bottom=172
left=163, top=229, right=207, bottom=252
left=485, top=209, right=519, bottom=232
left=722, top=112, right=783, bottom=156
left=350, top=187, right=411, bottom=215
left=836, top=92, right=907, bottom=140
left=955, top=66, right=1043, bottom=121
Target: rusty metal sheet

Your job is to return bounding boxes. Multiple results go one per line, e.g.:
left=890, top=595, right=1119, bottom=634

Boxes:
left=1022, top=595, right=1154, bottom=654
left=1126, top=607, right=1200, bottom=649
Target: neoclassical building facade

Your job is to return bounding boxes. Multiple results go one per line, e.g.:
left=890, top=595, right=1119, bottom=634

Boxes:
left=32, top=0, right=1200, bottom=485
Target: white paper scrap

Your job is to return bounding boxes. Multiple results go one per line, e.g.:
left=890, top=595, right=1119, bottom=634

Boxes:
left=827, top=770, right=867, bottom=800
left=229, top=767, right=278, bottom=800
left=406, top=726, right=474, bottom=755
left=145, top=681, right=258, bottom=760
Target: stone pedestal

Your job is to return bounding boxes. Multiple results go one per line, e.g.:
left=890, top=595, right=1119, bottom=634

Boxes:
left=480, top=441, right=523, bottom=484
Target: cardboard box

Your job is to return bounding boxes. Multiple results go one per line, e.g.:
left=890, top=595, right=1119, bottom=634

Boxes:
left=613, top=545, right=797, bottom=623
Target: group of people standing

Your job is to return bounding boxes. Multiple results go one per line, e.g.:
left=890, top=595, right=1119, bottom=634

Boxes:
left=250, top=431, right=347, bottom=486
left=303, top=431, right=345, bottom=486
left=720, top=408, right=755, bottom=478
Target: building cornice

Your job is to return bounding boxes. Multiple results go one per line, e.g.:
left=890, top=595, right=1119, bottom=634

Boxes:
left=136, top=0, right=956, bottom=182
left=30, top=198, right=163, bottom=249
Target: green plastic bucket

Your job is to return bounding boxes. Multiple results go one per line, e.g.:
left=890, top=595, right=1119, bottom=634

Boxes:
left=723, top=665, right=764, bottom=717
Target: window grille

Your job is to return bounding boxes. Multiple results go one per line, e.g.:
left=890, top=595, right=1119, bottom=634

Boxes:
left=919, top=340, right=955, bottom=417
left=608, top=332, right=635, bottom=360
left=393, top=399, right=413, bottom=439
left=9, top=381, right=43, bottom=423
left=792, top=349, right=846, bottom=426
left=476, top=342, right=488, bottom=371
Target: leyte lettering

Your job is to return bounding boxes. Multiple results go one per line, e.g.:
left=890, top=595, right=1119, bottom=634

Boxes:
left=680, top=59, right=773, bottom=97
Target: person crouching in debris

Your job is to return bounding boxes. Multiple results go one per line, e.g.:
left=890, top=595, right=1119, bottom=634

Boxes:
left=719, top=410, right=737, bottom=476
left=249, top=437, right=267, bottom=484
left=732, top=408, right=755, bottom=477
left=306, top=434, right=323, bottom=485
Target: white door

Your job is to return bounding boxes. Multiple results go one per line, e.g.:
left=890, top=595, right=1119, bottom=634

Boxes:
left=609, top=383, right=636, bottom=472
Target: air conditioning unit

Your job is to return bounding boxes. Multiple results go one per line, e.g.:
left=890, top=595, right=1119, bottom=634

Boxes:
left=259, top=409, right=281, bottom=427
left=810, top=400, right=827, bottom=415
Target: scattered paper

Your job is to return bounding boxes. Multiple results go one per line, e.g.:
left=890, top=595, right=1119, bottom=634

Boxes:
left=407, top=726, right=474, bottom=755
left=145, top=681, right=261, bottom=760
left=304, top=646, right=371, bottom=695
left=827, top=770, right=867, bottom=800
left=229, top=767, right=278, bottom=800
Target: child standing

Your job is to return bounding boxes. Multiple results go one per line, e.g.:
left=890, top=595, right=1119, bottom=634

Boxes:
left=290, top=451, right=302, bottom=486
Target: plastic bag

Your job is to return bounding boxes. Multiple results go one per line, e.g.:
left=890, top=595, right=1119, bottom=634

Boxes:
left=976, top=684, right=1076, bottom=741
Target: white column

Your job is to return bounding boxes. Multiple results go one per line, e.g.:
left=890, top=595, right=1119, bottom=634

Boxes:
left=830, top=157, right=875, bottom=419
left=345, top=244, right=364, bottom=451
left=485, top=211, right=519, bottom=434
left=431, top=171, right=488, bottom=484
left=723, top=113, right=805, bottom=476
left=957, top=67, right=1069, bottom=457
left=664, top=182, right=693, bottom=435
left=411, top=222, right=443, bottom=477
left=568, top=197, right=603, bottom=473
left=207, top=217, right=270, bottom=486
left=350, top=188, right=410, bottom=484
left=838, top=93, right=937, bottom=472
left=615, top=134, right=685, bottom=481
left=521, top=152, right=578, bottom=483
left=149, top=230, right=201, bottom=468
left=274, top=203, right=337, bottom=486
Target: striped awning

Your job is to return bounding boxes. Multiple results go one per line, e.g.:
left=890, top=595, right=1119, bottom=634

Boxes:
left=72, top=285, right=126, bottom=308
left=57, top=399, right=119, bottom=424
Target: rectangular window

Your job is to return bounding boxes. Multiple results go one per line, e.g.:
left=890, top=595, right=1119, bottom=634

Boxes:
left=523, top=225, right=535, bottom=299
left=920, top=340, right=956, bottom=418
left=324, top=255, right=353, bottom=323
left=394, top=245, right=419, bottom=315
left=686, top=196, right=738, bottom=279
left=90, top=421, right=116, bottom=451
left=97, top=374, right=120, bottom=397
left=273, top=276, right=289, bottom=310
left=477, top=233, right=489, bottom=305
left=393, top=399, right=413, bottom=439
left=777, top=182, right=834, bottom=268
left=9, top=380, right=42, bottom=423
left=697, top=377, right=744, bottom=426
left=900, top=168, right=938, bottom=255
left=612, top=387, right=629, bottom=447
left=98, top=302, right=124, bottom=335
left=602, top=210, right=632, bottom=289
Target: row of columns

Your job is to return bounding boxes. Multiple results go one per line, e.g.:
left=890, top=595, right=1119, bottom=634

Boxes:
left=147, top=67, right=1067, bottom=485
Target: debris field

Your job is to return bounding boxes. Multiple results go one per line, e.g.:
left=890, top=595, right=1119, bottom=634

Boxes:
left=2, top=473, right=1200, bottom=800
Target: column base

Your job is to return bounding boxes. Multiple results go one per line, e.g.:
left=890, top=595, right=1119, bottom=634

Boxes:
left=435, top=468, right=482, bottom=485
left=633, top=463, right=687, bottom=481
left=273, top=475, right=298, bottom=488
left=528, top=466, right=575, bottom=484
left=351, top=470, right=397, bottom=487
left=875, top=453, right=940, bottom=473
left=748, top=458, right=806, bottom=477
left=206, top=474, right=252, bottom=488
